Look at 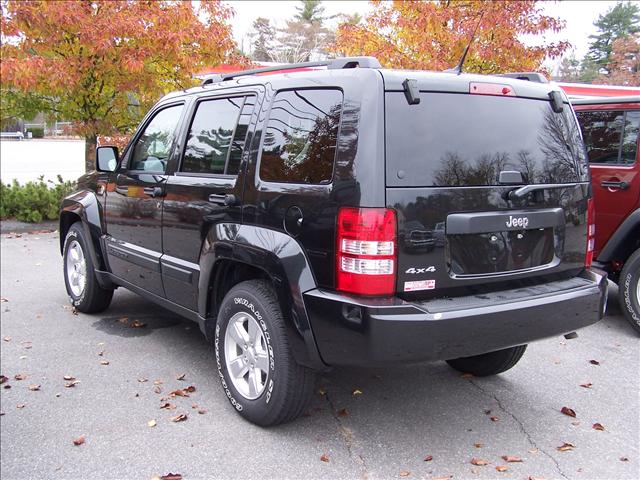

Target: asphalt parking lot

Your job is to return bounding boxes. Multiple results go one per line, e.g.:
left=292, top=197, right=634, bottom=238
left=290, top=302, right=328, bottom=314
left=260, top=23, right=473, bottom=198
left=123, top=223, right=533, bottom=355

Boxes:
left=1, top=231, right=638, bottom=480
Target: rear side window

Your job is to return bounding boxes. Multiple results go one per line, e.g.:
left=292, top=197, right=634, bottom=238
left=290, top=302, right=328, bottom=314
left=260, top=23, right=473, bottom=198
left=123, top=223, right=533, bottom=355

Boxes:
left=259, top=89, right=343, bottom=184
left=182, top=96, right=255, bottom=175
left=576, top=110, right=639, bottom=165
left=385, top=93, right=589, bottom=187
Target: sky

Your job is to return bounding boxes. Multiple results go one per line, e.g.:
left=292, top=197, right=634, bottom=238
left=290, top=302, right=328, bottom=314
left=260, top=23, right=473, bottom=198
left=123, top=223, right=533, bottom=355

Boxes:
left=224, top=0, right=618, bottom=69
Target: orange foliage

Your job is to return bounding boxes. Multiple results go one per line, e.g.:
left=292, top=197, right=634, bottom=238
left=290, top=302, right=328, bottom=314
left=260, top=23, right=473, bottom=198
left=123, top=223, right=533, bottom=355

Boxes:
left=333, top=0, right=570, bottom=74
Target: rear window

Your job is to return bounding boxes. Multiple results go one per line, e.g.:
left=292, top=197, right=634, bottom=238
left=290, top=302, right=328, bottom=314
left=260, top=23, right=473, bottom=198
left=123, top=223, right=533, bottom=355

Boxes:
left=385, top=92, right=589, bottom=187
left=576, top=109, right=639, bottom=165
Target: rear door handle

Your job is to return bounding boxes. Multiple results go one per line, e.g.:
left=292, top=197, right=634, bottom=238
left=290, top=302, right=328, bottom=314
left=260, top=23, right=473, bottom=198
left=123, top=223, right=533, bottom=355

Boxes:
left=600, top=180, right=629, bottom=190
left=115, top=185, right=129, bottom=195
left=143, top=186, right=165, bottom=197
left=208, top=193, right=237, bottom=206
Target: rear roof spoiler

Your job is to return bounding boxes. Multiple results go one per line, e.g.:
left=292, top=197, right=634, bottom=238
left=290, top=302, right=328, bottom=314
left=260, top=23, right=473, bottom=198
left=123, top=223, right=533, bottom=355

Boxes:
left=496, top=72, right=548, bottom=83
left=202, top=56, right=382, bottom=87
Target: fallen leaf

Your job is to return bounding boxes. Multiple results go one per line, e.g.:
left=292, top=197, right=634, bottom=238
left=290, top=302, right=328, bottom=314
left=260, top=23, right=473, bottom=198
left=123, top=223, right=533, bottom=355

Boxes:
left=424, top=455, right=433, bottom=462
left=556, top=442, right=575, bottom=452
left=337, top=408, right=349, bottom=417
left=3, top=384, right=11, bottom=390
left=138, top=378, right=148, bottom=383
left=0, top=411, right=4, bottom=416
left=320, top=454, right=329, bottom=463
left=28, top=384, right=41, bottom=391
left=184, top=385, right=196, bottom=393
left=3, top=336, right=11, bottom=342
left=63, top=375, right=75, bottom=381
left=471, top=458, right=489, bottom=466
left=490, top=416, right=499, bottom=422
left=197, top=409, right=207, bottom=415
left=527, top=477, right=546, bottom=480
left=589, top=359, right=600, bottom=365
left=318, top=388, right=326, bottom=396
left=528, top=448, right=539, bottom=454
left=170, top=413, right=188, bottom=422
left=154, top=380, right=163, bottom=385
left=100, top=360, right=109, bottom=366
left=73, top=435, right=85, bottom=446
left=474, top=443, right=484, bottom=448
left=352, top=389, right=363, bottom=396
left=131, top=320, right=146, bottom=328
left=561, top=407, right=576, bottom=418
left=592, top=423, right=605, bottom=431
left=153, top=386, right=162, bottom=394
left=0, top=297, right=7, bottom=302
left=571, top=421, right=580, bottom=426
left=460, top=373, right=474, bottom=379
left=65, top=381, right=80, bottom=388
left=399, top=471, right=410, bottom=477
left=501, top=455, right=522, bottom=462
left=432, top=477, right=452, bottom=480
left=16, top=404, right=25, bottom=409
left=176, top=373, right=186, bottom=381
left=620, top=457, right=629, bottom=462
left=14, top=374, right=26, bottom=381
left=579, top=382, right=593, bottom=388
left=160, top=474, right=182, bottom=480
left=97, top=350, right=105, bottom=357
left=483, top=409, right=492, bottom=415
left=495, top=465, right=508, bottom=472
left=160, top=403, right=176, bottom=410
left=21, top=341, right=32, bottom=349
left=71, top=307, right=78, bottom=315
left=148, top=419, right=157, bottom=428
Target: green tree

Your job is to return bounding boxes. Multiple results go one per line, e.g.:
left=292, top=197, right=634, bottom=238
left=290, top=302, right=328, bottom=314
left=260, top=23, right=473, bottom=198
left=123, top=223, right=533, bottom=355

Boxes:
left=557, top=52, right=582, bottom=82
left=586, top=2, right=640, bottom=74
left=295, top=0, right=325, bottom=24
left=249, top=17, right=276, bottom=62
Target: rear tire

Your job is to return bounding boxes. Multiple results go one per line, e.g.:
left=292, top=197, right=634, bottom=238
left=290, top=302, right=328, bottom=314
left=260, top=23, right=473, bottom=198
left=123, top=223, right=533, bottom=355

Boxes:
left=619, top=248, right=640, bottom=335
left=215, top=280, right=316, bottom=426
left=63, top=223, right=113, bottom=313
left=446, top=345, right=527, bottom=377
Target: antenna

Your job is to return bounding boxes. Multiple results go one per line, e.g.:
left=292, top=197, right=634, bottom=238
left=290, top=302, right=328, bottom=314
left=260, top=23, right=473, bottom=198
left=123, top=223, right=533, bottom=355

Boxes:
left=445, top=11, right=485, bottom=75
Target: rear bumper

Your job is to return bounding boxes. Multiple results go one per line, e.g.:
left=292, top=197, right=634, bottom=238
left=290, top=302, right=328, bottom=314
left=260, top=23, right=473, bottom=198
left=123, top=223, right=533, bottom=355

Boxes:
left=304, top=270, right=607, bottom=367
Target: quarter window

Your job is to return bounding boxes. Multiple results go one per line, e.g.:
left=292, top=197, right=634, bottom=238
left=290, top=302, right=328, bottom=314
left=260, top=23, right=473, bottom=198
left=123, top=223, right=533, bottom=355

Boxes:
left=576, top=110, right=639, bottom=165
left=259, top=89, right=343, bottom=184
left=129, top=104, right=184, bottom=173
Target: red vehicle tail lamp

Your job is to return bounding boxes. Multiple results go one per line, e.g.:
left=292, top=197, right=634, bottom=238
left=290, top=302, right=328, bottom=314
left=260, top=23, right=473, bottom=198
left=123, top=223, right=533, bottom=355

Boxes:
left=336, top=207, right=397, bottom=296
left=585, top=198, right=596, bottom=268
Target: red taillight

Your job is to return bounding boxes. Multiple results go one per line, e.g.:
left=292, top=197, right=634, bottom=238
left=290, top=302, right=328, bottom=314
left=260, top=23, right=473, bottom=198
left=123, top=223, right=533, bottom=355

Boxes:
left=336, top=207, right=397, bottom=296
left=585, top=198, right=596, bottom=268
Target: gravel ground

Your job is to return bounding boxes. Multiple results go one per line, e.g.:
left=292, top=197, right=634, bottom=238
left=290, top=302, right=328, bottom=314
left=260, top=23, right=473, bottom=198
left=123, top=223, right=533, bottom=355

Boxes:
left=1, top=231, right=638, bottom=480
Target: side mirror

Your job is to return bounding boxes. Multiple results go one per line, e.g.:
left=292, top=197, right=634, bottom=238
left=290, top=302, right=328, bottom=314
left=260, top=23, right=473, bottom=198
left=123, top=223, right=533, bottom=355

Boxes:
left=96, top=146, right=119, bottom=172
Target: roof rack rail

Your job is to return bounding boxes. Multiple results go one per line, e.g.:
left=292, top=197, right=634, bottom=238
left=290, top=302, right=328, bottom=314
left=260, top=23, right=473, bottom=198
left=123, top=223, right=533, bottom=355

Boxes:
left=496, top=72, right=548, bottom=83
left=201, top=56, right=381, bottom=87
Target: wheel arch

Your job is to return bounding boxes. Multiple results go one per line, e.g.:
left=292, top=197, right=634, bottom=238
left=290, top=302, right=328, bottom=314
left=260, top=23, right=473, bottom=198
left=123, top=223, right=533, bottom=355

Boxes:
left=597, top=208, right=640, bottom=268
left=198, top=223, right=326, bottom=370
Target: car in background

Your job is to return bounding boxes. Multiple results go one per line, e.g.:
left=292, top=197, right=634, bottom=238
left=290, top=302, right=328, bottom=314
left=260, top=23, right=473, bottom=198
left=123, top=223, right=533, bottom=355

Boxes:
left=572, top=96, right=640, bottom=334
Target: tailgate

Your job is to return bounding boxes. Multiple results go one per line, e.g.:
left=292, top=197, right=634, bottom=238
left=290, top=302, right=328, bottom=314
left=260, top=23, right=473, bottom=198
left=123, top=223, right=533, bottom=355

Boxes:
left=385, top=91, right=591, bottom=299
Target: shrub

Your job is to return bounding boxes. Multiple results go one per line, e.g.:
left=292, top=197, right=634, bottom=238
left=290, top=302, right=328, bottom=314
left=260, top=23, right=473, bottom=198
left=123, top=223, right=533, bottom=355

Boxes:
left=27, top=127, right=44, bottom=138
left=0, top=176, right=76, bottom=223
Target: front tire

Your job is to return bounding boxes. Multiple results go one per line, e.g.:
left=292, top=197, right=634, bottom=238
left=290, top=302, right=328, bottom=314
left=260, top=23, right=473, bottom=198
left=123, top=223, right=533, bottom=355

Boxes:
left=446, top=345, right=527, bottom=377
left=215, top=280, right=316, bottom=426
left=63, top=223, right=113, bottom=313
left=619, top=248, right=640, bottom=335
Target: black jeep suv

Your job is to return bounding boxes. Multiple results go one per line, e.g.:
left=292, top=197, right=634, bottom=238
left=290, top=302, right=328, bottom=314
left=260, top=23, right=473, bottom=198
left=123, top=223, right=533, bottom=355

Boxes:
left=60, top=57, right=607, bottom=426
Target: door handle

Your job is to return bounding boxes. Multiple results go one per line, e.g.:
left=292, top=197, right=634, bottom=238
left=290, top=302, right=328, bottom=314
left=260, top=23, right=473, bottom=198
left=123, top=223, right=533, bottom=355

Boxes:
left=208, top=193, right=237, bottom=206
left=143, top=186, right=165, bottom=198
left=115, top=185, right=129, bottom=195
left=600, top=180, right=629, bottom=190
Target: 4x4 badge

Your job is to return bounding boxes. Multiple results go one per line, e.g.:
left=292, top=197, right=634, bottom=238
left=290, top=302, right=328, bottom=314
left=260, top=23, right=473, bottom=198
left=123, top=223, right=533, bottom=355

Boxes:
left=405, top=266, right=436, bottom=274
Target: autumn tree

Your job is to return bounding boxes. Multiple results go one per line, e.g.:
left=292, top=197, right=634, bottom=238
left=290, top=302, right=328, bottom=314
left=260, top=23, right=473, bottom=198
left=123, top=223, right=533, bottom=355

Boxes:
left=1, top=0, right=239, bottom=171
left=333, top=0, right=569, bottom=74
left=596, top=34, right=640, bottom=86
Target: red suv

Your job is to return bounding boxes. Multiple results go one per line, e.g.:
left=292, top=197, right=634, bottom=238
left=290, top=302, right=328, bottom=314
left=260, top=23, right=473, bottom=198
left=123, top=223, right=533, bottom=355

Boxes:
left=572, top=96, right=640, bottom=333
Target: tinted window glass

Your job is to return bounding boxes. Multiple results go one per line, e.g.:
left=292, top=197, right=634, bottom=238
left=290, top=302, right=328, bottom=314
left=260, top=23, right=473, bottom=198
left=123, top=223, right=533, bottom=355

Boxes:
left=182, top=97, right=244, bottom=174
left=130, top=104, right=184, bottom=173
left=576, top=110, right=624, bottom=164
left=386, top=93, right=588, bottom=187
left=260, top=89, right=343, bottom=184
left=227, top=95, right=256, bottom=176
